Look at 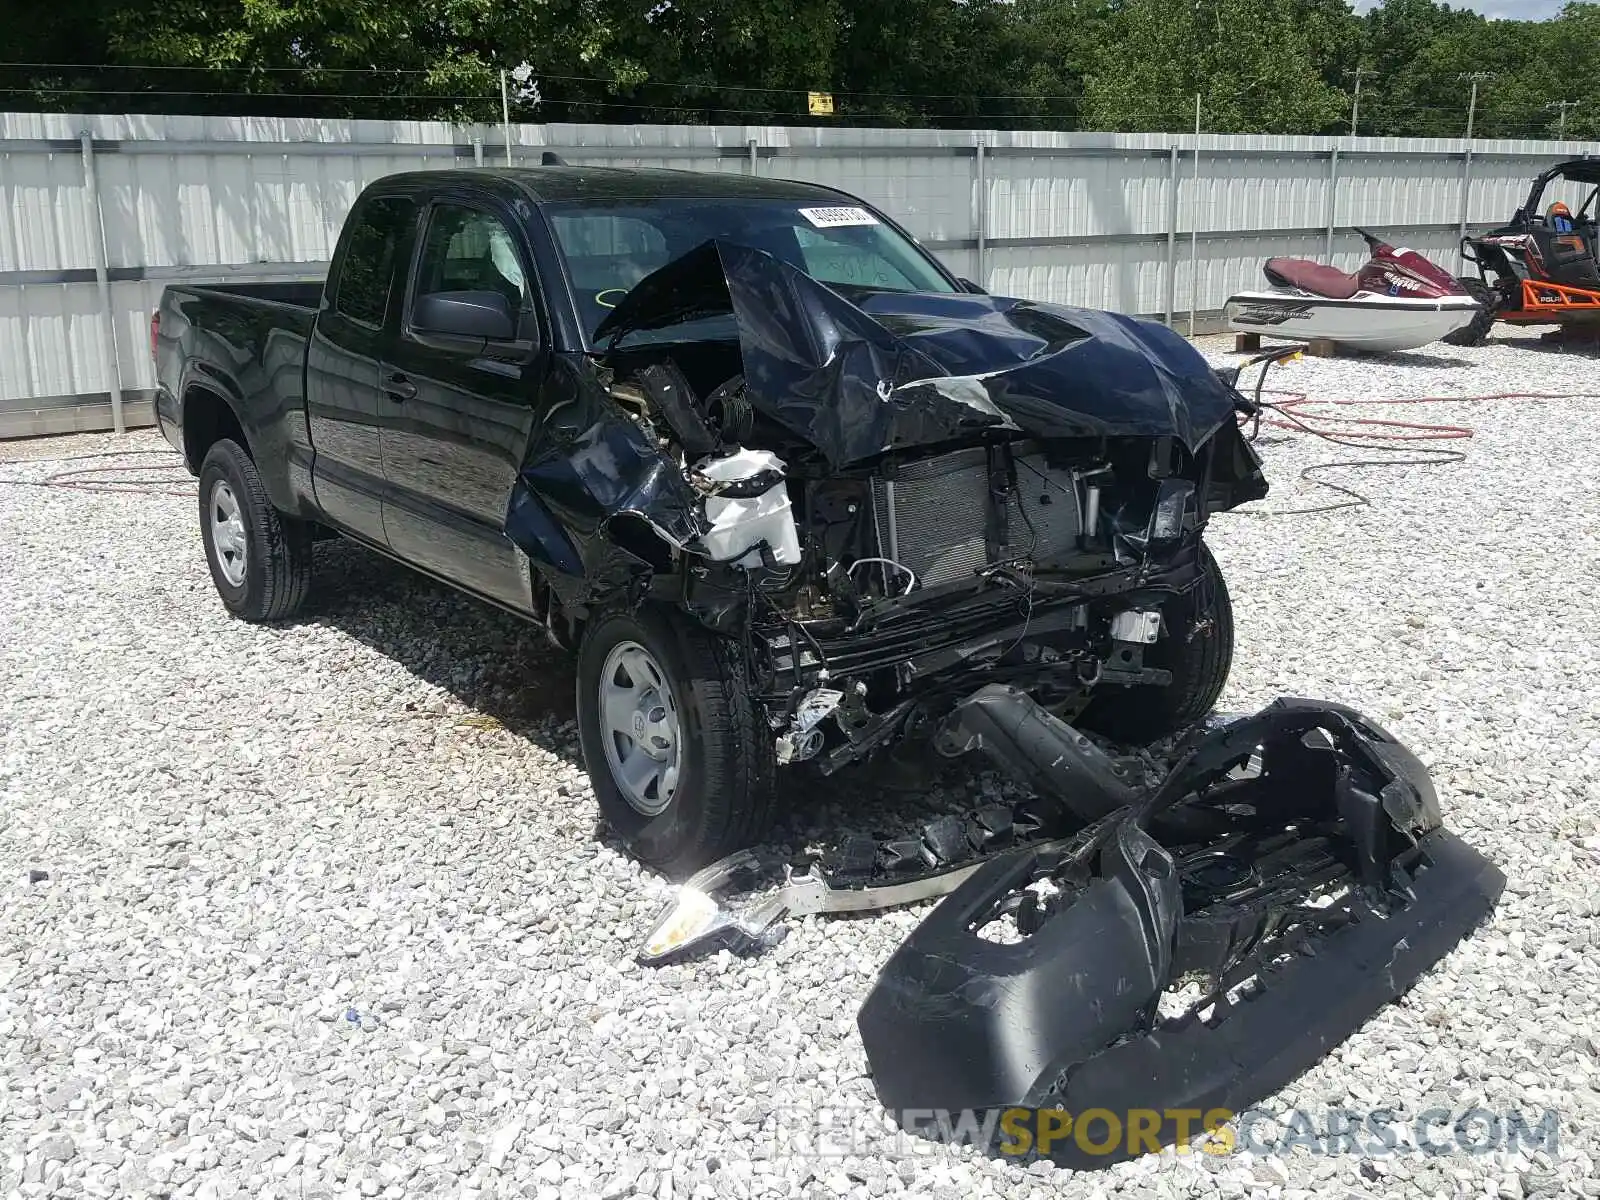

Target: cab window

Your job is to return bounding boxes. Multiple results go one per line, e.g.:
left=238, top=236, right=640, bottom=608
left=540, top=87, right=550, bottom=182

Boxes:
left=545, top=213, right=672, bottom=307
left=334, top=196, right=415, bottom=327
left=413, top=204, right=531, bottom=316
left=793, top=224, right=923, bottom=291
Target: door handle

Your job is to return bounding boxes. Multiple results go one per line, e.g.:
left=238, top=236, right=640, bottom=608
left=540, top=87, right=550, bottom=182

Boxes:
left=382, top=372, right=418, bottom=402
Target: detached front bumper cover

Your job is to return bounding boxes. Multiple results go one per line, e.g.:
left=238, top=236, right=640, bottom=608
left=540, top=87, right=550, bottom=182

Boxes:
left=858, top=688, right=1505, bottom=1166
left=635, top=686, right=1501, bottom=1166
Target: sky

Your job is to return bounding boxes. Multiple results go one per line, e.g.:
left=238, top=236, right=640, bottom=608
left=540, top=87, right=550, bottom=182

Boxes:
left=1351, top=0, right=1565, bottom=15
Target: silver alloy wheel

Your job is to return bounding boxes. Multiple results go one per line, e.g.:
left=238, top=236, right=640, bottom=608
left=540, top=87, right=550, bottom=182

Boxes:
left=599, top=640, right=682, bottom=817
left=209, top=480, right=248, bottom=588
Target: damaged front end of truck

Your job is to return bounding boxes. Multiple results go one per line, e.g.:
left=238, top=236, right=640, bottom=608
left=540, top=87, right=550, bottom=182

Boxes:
left=506, top=239, right=1267, bottom=771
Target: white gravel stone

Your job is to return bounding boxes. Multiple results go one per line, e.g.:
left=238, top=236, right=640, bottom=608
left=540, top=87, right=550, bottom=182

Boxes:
left=3, top=328, right=1600, bottom=1199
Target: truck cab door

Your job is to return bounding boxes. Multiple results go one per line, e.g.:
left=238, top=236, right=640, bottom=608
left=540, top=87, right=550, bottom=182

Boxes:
left=377, top=197, right=546, bottom=611
left=306, top=193, right=419, bottom=543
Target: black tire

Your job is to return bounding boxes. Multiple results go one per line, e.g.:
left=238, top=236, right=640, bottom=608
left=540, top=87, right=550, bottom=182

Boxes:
left=1442, top=277, right=1498, bottom=347
left=576, top=605, right=776, bottom=876
left=1078, top=542, right=1233, bottom=745
left=197, top=438, right=313, bottom=622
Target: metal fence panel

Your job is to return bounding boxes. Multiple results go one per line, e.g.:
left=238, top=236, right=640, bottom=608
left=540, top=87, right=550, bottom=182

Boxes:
left=2, top=111, right=1598, bottom=435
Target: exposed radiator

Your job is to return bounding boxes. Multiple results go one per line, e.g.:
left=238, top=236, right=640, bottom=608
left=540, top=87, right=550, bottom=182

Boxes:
left=871, top=445, right=1083, bottom=588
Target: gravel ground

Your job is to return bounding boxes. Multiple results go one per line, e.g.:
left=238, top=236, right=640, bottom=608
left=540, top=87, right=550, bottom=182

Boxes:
left=3, top=328, right=1599, bottom=1200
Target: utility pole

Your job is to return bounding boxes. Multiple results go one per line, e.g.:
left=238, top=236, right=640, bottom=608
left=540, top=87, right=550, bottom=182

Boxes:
left=1459, top=72, right=1494, bottom=143
left=1456, top=74, right=1493, bottom=263
left=1347, top=67, right=1371, bottom=139
left=1547, top=100, right=1580, bottom=140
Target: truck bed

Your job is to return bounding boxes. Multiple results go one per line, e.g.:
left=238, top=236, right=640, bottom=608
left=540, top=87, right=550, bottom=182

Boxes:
left=153, top=280, right=324, bottom=499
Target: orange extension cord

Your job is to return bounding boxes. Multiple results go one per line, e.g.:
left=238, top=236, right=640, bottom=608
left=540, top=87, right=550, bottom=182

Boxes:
left=0, top=450, right=193, bottom=497
left=1232, top=350, right=1600, bottom=515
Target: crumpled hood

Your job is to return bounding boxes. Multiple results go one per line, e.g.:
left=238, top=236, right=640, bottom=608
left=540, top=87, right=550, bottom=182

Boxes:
left=595, top=240, right=1240, bottom=467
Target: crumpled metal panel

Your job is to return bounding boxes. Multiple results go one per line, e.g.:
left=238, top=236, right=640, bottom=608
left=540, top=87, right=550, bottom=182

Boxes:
left=506, top=359, right=707, bottom=596
left=520, top=241, right=1262, bottom=601
left=596, top=239, right=1240, bottom=467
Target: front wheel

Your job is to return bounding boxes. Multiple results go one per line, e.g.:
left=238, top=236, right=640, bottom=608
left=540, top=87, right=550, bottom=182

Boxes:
left=1077, top=542, right=1234, bottom=745
left=1442, top=277, right=1498, bottom=347
left=576, top=606, right=776, bottom=876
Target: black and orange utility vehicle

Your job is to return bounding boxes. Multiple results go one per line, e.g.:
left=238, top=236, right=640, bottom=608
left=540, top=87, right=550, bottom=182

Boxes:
left=1453, top=157, right=1600, bottom=344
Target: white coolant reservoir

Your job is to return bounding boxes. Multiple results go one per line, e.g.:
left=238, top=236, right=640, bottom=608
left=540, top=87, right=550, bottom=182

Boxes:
left=695, top=448, right=802, bottom=568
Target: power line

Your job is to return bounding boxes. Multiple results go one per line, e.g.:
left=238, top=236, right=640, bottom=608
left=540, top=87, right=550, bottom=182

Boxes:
left=4, top=73, right=1592, bottom=137
left=1546, top=100, right=1581, bottom=139
left=0, top=86, right=1097, bottom=126
left=0, top=87, right=799, bottom=118
left=0, top=61, right=1089, bottom=104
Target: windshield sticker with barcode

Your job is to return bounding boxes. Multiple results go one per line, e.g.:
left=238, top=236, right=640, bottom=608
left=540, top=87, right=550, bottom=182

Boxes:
left=799, top=206, right=881, bottom=228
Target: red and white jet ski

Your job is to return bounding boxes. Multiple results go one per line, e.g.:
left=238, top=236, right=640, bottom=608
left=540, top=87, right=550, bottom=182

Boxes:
left=1225, top=230, right=1483, bottom=352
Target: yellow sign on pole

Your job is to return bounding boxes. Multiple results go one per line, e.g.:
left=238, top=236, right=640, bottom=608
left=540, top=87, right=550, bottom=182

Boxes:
left=808, top=92, right=835, bottom=117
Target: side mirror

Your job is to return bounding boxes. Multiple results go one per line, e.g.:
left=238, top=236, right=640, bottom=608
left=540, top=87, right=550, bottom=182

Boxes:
left=957, top=277, right=988, bottom=295
left=413, top=291, right=516, bottom=341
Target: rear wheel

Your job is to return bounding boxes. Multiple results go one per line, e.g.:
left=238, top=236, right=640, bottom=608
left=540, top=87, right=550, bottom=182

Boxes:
left=576, top=606, right=776, bottom=876
left=197, top=439, right=312, bottom=622
left=1078, top=543, right=1233, bottom=745
left=1443, top=277, right=1498, bottom=346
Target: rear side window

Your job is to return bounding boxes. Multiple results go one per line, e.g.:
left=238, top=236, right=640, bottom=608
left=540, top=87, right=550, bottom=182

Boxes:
left=335, top=196, right=415, bottom=326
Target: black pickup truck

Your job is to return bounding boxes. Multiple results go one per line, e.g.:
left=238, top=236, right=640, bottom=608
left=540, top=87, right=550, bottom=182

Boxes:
left=153, top=166, right=1267, bottom=874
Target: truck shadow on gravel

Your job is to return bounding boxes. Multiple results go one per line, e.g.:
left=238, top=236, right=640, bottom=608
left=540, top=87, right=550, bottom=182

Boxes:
left=295, top=540, right=1002, bottom=859
left=302, top=539, right=580, bottom=735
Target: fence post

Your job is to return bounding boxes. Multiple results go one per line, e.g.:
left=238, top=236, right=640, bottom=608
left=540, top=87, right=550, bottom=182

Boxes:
left=975, top=138, right=988, bottom=288
left=80, top=131, right=125, bottom=436
left=747, top=138, right=758, bottom=176
left=1188, top=103, right=1202, bottom=338
left=1457, top=146, right=1475, bottom=265
left=1165, top=146, right=1180, bottom=325
left=473, top=136, right=485, bottom=167
left=1325, top=147, right=1340, bottom=260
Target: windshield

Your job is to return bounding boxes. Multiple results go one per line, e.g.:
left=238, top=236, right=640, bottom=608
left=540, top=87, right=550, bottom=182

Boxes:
left=543, top=198, right=956, bottom=344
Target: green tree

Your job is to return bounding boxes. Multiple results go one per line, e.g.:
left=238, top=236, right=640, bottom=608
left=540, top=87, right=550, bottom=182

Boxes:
left=1082, top=0, right=1352, bottom=134
left=4, top=0, right=1600, bottom=137
left=1359, top=0, right=1494, bottom=138
left=1519, top=2, right=1600, bottom=140
left=982, top=0, right=1116, bottom=130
